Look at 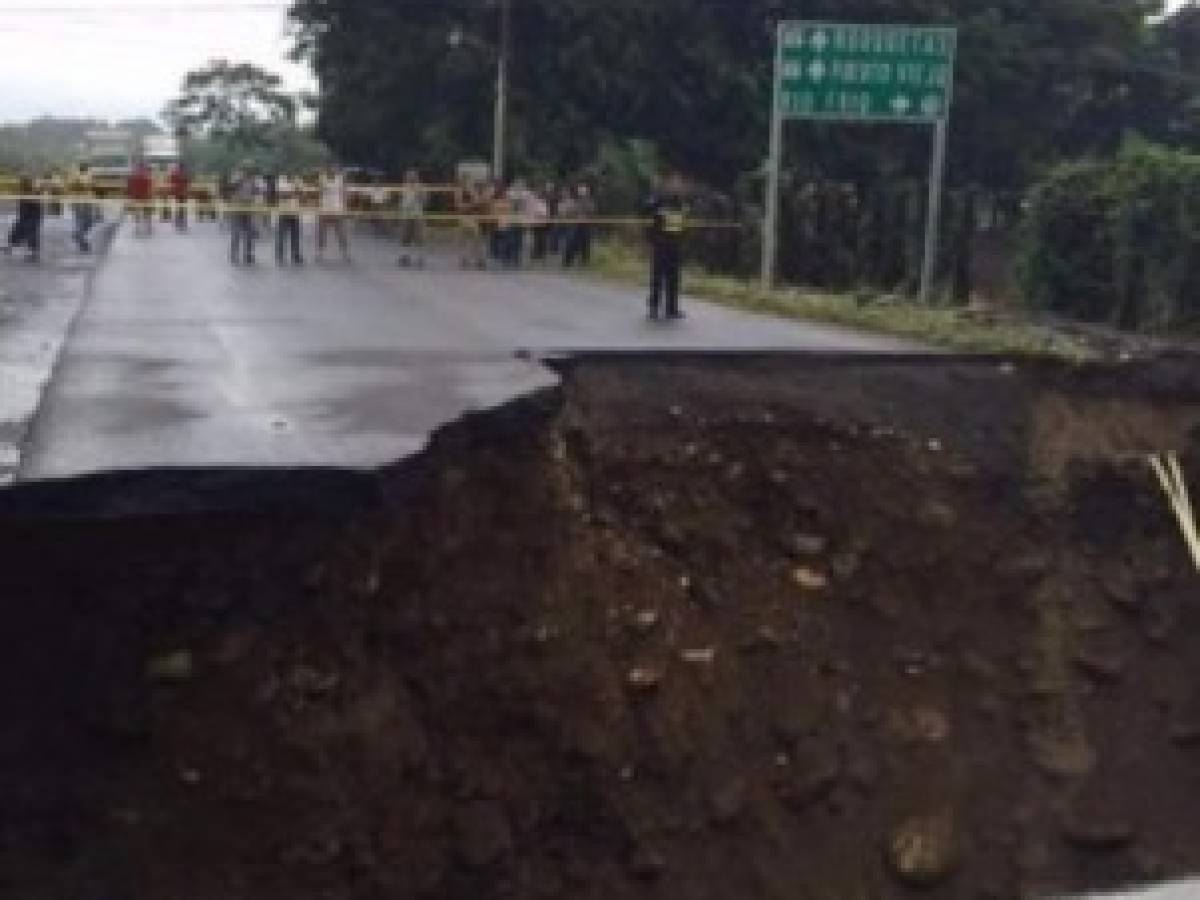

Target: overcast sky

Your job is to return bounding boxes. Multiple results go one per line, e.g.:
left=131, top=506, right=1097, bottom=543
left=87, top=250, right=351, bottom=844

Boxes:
left=0, top=0, right=314, bottom=123
left=0, top=0, right=1192, bottom=125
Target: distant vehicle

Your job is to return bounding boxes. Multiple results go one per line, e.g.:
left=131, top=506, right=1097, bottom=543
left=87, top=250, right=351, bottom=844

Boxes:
left=141, top=135, right=180, bottom=177
left=85, top=129, right=136, bottom=195
left=456, top=159, right=491, bottom=185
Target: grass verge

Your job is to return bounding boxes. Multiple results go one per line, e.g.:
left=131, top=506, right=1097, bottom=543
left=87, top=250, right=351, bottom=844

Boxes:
left=589, top=240, right=1096, bottom=359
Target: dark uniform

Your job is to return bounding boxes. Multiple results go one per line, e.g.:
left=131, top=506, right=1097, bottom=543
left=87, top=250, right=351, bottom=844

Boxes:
left=645, top=191, right=687, bottom=320
left=5, top=179, right=43, bottom=262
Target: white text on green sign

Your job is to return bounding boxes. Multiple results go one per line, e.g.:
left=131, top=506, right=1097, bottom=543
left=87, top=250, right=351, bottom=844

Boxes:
left=778, top=23, right=957, bottom=123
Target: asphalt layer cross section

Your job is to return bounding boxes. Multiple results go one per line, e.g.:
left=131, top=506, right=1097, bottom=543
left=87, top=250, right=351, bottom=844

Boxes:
left=17, top=220, right=921, bottom=481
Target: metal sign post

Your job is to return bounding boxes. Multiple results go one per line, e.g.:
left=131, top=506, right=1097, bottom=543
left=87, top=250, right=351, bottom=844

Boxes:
left=762, top=24, right=785, bottom=289
left=920, top=116, right=949, bottom=304
left=761, top=22, right=958, bottom=300
left=493, top=0, right=512, bottom=184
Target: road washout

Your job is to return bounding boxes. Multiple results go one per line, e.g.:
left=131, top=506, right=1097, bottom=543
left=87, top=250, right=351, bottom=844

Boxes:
left=0, top=354, right=1199, bottom=899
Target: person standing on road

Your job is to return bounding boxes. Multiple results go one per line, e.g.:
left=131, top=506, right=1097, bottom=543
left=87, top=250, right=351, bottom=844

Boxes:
left=229, top=167, right=258, bottom=265
left=168, top=162, right=189, bottom=232
left=217, top=170, right=234, bottom=229
left=69, top=162, right=95, bottom=252
left=644, top=173, right=688, bottom=321
left=556, top=186, right=578, bottom=261
left=274, top=172, right=304, bottom=266
left=530, top=182, right=553, bottom=261
left=563, top=182, right=596, bottom=269
left=457, top=178, right=490, bottom=269
left=397, top=168, right=426, bottom=268
left=127, top=161, right=154, bottom=237
left=2, top=175, right=43, bottom=262
left=503, top=178, right=533, bottom=268
left=317, top=167, right=350, bottom=263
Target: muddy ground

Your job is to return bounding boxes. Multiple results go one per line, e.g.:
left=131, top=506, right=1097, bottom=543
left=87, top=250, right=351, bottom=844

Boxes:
left=1, top=355, right=1199, bottom=900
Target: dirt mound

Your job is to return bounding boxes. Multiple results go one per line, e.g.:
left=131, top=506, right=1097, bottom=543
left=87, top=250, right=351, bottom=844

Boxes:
left=1, top=356, right=1199, bottom=900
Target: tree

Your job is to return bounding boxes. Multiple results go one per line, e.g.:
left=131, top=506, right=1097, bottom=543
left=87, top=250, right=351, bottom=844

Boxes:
left=164, top=60, right=328, bottom=174
left=164, top=59, right=298, bottom=150
left=287, top=0, right=1191, bottom=195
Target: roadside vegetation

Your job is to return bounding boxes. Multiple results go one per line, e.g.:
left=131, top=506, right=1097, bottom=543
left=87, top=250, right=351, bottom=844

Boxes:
left=591, top=239, right=1096, bottom=358
left=1021, top=139, right=1200, bottom=332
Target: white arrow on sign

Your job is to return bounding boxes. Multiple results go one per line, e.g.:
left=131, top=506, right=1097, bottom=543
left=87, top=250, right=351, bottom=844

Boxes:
left=810, top=30, right=829, bottom=51
left=891, top=94, right=912, bottom=114
left=808, top=60, right=827, bottom=81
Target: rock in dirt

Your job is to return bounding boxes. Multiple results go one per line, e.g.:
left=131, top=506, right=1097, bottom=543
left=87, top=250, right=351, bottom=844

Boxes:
left=1144, top=602, right=1176, bottom=645
left=960, top=649, right=1000, bottom=682
left=886, top=810, right=959, bottom=887
left=1061, top=800, right=1136, bottom=851
left=626, top=667, right=663, bottom=693
left=680, top=647, right=717, bottom=666
left=629, top=845, right=667, bottom=880
left=631, top=609, right=660, bottom=633
left=1168, top=691, right=1200, bottom=746
left=830, top=550, right=862, bottom=580
left=687, top=579, right=722, bottom=608
left=998, top=551, right=1053, bottom=581
left=792, top=566, right=829, bottom=592
left=1029, top=728, right=1098, bottom=779
left=208, top=628, right=260, bottom=666
left=146, top=649, right=194, bottom=682
left=788, top=533, right=828, bottom=557
left=288, top=665, right=341, bottom=696
left=779, top=743, right=841, bottom=810
left=710, top=776, right=748, bottom=825
left=1103, top=570, right=1141, bottom=610
left=886, top=705, right=951, bottom=745
left=770, top=702, right=822, bottom=743
left=454, top=801, right=513, bottom=869
left=845, top=749, right=880, bottom=793
left=917, top=500, right=957, bottom=528
left=1072, top=637, right=1127, bottom=684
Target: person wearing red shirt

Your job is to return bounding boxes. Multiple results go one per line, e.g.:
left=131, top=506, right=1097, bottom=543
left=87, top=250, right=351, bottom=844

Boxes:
left=168, top=163, right=189, bottom=231
left=127, top=162, right=154, bottom=237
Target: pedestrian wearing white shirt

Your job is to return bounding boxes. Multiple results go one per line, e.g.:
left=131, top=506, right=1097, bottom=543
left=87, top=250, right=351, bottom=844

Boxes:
left=317, top=167, right=350, bottom=263
left=397, top=168, right=427, bottom=268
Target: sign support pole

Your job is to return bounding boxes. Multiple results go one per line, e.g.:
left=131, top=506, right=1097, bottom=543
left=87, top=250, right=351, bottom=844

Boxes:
left=919, top=114, right=949, bottom=305
left=762, top=24, right=784, bottom=291
left=492, top=0, right=511, bottom=184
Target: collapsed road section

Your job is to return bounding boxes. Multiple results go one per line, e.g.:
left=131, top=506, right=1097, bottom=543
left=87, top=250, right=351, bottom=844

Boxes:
left=0, top=354, right=1198, bottom=900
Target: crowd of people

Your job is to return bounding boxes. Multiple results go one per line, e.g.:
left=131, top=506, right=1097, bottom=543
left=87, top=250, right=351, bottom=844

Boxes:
left=450, top=177, right=598, bottom=271
left=3, top=160, right=692, bottom=320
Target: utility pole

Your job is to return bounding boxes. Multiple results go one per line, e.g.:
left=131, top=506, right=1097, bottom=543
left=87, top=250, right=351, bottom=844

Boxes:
left=493, top=0, right=511, bottom=184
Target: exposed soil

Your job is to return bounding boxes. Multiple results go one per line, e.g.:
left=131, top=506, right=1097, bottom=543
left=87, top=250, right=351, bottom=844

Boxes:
left=1, top=355, right=1200, bottom=900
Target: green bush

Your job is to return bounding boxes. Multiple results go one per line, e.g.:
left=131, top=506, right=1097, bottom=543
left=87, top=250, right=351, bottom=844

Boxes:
left=1021, top=139, right=1200, bottom=331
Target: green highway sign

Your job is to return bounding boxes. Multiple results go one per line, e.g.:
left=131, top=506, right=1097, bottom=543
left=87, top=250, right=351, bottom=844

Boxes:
left=777, top=22, right=957, bottom=123
left=763, top=21, right=959, bottom=302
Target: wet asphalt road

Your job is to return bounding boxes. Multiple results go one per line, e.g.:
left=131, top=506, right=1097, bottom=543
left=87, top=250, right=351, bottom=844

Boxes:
left=18, top=220, right=918, bottom=480
left=1, top=211, right=115, bottom=485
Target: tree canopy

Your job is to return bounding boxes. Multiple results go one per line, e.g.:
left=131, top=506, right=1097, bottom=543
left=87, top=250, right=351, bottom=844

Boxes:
left=163, top=59, right=298, bottom=143
left=164, top=60, right=329, bottom=175
left=288, top=0, right=1199, bottom=192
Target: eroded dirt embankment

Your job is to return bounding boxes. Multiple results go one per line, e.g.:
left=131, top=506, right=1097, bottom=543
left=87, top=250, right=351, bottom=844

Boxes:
left=1, top=355, right=1199, bottom=900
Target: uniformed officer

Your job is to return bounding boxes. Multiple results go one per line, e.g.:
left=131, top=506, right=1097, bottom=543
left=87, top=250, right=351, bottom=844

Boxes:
left=644, top=172, right=688, bottom=321
left=3, top=175, right=43, bottom=262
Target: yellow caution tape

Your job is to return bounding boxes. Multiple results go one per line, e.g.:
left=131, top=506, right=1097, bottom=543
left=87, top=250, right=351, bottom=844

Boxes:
left=0, top=194, right=743, bottom=230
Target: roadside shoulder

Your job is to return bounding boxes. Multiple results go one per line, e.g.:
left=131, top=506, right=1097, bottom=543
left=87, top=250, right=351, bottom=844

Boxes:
left=0, top=216, right=118, bottom=484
